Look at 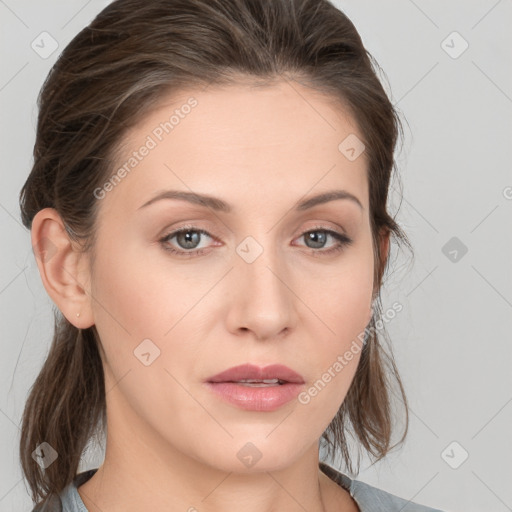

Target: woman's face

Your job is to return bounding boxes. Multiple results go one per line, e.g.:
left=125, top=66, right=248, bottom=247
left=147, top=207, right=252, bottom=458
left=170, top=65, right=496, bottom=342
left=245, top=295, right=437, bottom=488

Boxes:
left=86, top=79, right=379, bottom=472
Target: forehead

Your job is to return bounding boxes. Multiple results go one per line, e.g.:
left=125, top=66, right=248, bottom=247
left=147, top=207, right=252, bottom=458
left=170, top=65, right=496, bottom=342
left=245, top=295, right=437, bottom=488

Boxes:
left=103, top=79, right=369, bottom=215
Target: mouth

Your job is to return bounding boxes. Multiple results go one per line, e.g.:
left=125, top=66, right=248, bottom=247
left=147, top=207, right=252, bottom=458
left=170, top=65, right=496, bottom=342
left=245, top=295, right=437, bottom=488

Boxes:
left=206, top=363, right=305, bottom=385
left=226, top=378, right=287, bottom=387
left=204, top=364, right=305, bottom=411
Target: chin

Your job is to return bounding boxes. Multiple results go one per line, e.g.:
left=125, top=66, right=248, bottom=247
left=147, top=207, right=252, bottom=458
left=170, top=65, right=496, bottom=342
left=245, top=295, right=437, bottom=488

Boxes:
left=199, top=434, right=311, bottom=474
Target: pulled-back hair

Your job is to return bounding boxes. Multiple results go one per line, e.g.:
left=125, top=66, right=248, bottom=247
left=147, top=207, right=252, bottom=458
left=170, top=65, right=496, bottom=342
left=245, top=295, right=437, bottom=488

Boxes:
left=19, top=0, right=413, bottom=506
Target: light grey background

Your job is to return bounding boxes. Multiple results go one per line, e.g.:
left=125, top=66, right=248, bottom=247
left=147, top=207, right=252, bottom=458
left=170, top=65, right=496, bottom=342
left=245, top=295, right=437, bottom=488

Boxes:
left=1, top=1, right=511, bottom=511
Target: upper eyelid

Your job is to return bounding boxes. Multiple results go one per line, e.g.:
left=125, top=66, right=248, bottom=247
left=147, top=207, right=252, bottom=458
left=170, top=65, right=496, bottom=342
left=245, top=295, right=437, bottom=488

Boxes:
left=159, top=225, right=352, bottom=259
left=161, top=224, right=347, bottom=244
left=162, top=223, right=345, bottom=235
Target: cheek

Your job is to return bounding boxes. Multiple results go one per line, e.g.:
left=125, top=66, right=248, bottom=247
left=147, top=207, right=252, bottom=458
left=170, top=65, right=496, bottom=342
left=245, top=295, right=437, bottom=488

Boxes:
left=296, top=285, right=369, bottom=431
left=305, top=243, right=374, bottom=346
left=90, top=232, right=186, bottom=335
left=331, top=270, right=373, bottom=344
left=299, top=246, right=374, bottom=408
left=88, top=236, right=175, bottom=371
left=88, top=242, right=204, bottom=433
left=89, top=234, right=212, bottom=409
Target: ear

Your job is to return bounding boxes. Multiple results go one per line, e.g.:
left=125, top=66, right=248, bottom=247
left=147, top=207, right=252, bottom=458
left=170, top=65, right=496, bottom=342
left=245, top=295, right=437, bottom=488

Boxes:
left=31, top=208, right=94, bottom=329
left=367, top=227, right=391, bottom=324
left=379, top=227, right=391, bottom=271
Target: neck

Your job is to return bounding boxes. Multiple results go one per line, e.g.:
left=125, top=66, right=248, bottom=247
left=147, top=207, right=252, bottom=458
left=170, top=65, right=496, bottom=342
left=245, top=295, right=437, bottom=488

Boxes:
left=77, top=376, right=356, bottom=512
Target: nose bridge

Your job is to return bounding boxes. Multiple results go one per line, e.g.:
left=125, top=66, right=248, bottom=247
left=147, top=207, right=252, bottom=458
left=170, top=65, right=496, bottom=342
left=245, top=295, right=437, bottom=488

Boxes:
left=241, top=238, right=282, bottom=294
left=229, top=232, right=295, bottom=338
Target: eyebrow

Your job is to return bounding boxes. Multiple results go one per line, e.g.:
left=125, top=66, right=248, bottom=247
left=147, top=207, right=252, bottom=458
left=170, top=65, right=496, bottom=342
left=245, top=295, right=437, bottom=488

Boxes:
left=137, top=189, right=363, bottom=212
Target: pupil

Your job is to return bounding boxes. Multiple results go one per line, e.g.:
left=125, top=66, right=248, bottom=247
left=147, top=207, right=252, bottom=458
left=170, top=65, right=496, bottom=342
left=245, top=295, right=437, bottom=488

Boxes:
left=178, top=230, right=200, bottom=249
left=175, top=230, right=327, bottom=250
left=307, top=231, right=326, bottom=249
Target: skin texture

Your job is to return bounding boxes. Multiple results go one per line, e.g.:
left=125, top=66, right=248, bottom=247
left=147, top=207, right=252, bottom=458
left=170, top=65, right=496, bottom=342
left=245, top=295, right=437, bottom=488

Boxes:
left=32, top=78, right=389, bottom=511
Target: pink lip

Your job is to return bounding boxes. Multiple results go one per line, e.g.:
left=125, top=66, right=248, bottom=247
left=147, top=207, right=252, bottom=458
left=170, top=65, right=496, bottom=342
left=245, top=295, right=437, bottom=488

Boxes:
left=204, top=363, right=305, bottom=412
left=206, top=363, right=305, bottom=384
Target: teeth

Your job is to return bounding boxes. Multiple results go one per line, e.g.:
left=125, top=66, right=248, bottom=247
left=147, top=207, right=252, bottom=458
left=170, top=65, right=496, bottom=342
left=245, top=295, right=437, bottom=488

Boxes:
left=237, top=382, right=279, bottom=387
left=232, top=378, right=284, bottom=386
left=237, top=379, right=280, bottom=384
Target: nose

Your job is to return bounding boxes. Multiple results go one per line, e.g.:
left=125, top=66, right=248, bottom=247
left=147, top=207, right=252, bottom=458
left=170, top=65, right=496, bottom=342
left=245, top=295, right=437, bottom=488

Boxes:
left=225, top=241, right=297, bottom=341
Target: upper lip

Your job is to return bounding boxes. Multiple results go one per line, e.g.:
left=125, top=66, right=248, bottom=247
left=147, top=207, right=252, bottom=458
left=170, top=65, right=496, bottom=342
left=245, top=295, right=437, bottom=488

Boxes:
left=206, top=363, right=305, bottom=384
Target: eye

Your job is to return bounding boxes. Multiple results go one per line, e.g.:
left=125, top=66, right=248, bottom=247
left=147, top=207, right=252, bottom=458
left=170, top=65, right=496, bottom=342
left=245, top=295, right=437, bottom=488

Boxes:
left=159, top=226, right=216, bottom=257
left=294, top=227, right=353, bottom=256
left=158, top=225, right=353, bottom=258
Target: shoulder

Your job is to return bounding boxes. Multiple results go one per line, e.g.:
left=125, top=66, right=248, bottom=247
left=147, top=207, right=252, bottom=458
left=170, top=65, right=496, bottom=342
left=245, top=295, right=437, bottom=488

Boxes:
left=31, top=469, right=98, bottom=512
left=348, top=478, right=445, bottom=512
left=319, top=462, right=446, bottom=512
left=31, top=493, right=62, bottom=512
left=31, top=493, right=63, bottom=512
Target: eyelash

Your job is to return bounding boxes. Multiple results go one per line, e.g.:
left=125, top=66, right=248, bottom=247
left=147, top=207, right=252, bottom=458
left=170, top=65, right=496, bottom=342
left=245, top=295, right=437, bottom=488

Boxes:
left=158, top=224, right=353, bottom=258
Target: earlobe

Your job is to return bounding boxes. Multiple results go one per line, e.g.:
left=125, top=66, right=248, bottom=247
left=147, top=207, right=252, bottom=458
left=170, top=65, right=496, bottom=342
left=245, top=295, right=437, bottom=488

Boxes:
left=375, top=227, right=391, bottom=292
left=380, top=227, right=391, bottom=270
left=31, top=208, right=94, bottom=329
left=366, top=304, right=373, bottom=325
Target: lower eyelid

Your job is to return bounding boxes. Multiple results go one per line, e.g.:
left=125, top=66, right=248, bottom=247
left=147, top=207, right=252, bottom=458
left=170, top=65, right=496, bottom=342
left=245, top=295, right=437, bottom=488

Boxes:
left=160, top=228, right=213, bottom=246
left=295, top=230, right=352, bottom=248
left=159, top=227, right=351, bottom=255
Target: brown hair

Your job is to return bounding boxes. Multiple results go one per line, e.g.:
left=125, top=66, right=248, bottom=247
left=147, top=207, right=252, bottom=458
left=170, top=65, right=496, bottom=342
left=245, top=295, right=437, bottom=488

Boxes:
left=19, top=0, right=413, bottom=506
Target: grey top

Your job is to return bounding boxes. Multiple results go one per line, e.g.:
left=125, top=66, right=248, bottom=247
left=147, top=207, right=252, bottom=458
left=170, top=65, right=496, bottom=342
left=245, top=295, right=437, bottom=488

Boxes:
left=32, top=462, right=447, bottom=511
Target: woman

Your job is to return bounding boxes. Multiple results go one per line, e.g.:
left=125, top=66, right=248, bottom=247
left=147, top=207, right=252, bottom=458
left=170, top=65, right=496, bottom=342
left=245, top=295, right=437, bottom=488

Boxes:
left=19, top=0, right=446, bottom=510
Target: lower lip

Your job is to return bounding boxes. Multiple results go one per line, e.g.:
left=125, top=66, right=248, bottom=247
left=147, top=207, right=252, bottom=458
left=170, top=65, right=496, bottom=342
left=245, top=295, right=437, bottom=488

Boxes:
left=204, top=382, right=304, bottom=411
